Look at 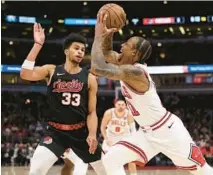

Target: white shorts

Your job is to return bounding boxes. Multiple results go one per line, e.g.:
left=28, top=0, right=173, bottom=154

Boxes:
left=105, top=114, right=206, bottom=171
left=102, top=135, right=131, bottom=153
left=62, top=149, right=88, bottom=175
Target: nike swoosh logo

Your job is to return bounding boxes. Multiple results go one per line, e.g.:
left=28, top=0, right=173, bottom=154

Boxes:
left=168, top=122, right=174, bottom=129
left=57, top=73, right=65, bottom=76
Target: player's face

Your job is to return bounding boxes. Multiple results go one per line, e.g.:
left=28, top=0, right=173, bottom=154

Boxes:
left=67, top=42, right=85, bottom=64
left=115, top=100, right=126, bottom=112
left=119, top=37, right=137, bottom=64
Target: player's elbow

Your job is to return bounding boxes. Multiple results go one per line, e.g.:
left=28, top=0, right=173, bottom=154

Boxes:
left=88, top=111, right=97, bottom=119
left=20, top=69, right=32, bottom=80
left=90, top=66, right=108, bottom=77
left=20, top=69, right=28, bottom=80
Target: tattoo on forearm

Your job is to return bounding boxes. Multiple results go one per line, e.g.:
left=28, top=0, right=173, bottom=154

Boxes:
left=102, top=34, right=113, bottom=52
left=91, top=36, right=144, bottom=80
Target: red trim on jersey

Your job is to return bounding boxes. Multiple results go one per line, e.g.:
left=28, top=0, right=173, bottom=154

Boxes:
left=150, top=111, right=169, bottom=127
left=176, top=165, right=197, bottom=171
left=152, top=113, right=172, bottom=131
left=116, top=141, right=148, bottom=164
left=141, top=111, right=172, bottom=131
left=122, top=81, right=145, bottom=95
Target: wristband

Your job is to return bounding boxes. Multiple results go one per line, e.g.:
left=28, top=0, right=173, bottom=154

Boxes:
left=35, top=42, right=43, bottom=46
left=21, top=60, right=35, bottom=70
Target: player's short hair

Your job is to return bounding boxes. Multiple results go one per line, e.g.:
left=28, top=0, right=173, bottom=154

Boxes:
left=135, top=37, right=152, bottom=63
left=114, top=97, right=126, bottom=105
left=63, top=33, right=87, bottom=51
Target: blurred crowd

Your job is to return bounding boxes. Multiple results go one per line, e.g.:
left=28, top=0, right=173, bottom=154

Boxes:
left=1, top=92, right=213, bottom=166
left=2, top=41, right=213, bottom=66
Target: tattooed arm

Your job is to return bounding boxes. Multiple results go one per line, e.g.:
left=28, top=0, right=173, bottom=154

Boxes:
left=102, top=33, right=120, bottom=64
left=91, top=37, right=144, bottom=81
left=91, top=11, right=145, bottom=82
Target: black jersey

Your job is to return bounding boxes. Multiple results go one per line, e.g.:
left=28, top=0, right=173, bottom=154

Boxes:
left=47, top=65, right=89, bottom=124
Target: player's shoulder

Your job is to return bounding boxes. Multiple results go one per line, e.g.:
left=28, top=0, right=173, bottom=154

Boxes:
left=104, top=108, right=114, bottom=116
left=125, top=109, right=130, bottom=114
left=41, top=64, right=56, bottom=76
left=42, top=64, right=56, bottom=70
left=88, top=72, right=98, bottom=79
left=134, top=63, right=148, bottom=70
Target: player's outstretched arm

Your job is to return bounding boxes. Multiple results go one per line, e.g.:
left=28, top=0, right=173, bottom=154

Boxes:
left=20, top=23, right=55, bottom=82
left=100, top=109, right=112, bottom=141
left=86, top=73, right=98, bottom=154
left=91, top=12, right=145, bottom=81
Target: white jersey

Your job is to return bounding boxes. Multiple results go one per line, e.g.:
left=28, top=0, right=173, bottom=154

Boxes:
left=106, top=108, right=131, bottom=139
left=120, top=63, right=170, bottom=127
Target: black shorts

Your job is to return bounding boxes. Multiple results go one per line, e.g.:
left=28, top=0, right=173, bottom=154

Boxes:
left=39, top=125, right=102, bottom=163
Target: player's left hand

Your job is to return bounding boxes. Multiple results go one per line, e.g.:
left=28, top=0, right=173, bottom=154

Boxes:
left=95, top=11, right=118, bottom=38
left=86, top=134, right=98, bottom=154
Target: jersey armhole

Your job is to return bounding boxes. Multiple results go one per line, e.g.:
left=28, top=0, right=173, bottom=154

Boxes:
left=47, top=67, right=56, bottom=86
left=134, top=63, right=151, bottom=91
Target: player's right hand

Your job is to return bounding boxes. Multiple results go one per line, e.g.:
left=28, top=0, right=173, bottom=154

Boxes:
left=87, top=134, right=98, bottom=154
left=33, top=23, right=45, bottom=45
left=95, top=11, right=118, bottom=38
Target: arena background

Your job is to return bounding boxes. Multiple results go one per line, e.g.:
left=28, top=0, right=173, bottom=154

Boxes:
left=1, top=1, right=213, bottom=175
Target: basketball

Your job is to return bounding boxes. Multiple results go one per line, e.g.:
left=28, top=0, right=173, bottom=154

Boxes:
left=98, top=3, right=126, bottom=29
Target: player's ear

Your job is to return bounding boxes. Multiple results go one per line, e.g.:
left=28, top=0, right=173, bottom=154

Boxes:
left=64, top=49, right=69, bottom=56
left=132, top=50, right=137, bottom=56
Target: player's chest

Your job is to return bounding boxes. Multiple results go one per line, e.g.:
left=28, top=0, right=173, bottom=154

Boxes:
left=110, top=119, right=127, bottom=127
left=51, top=76, right=86, bottom=93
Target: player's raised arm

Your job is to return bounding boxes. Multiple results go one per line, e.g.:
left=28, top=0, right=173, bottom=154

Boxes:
left=20, top=23, right=55, bottom=82
left=86, top=73, right=98, bottom=154
left=91, top=12, right=145, bottom=82
left=102, top=33, right=120, bottom=65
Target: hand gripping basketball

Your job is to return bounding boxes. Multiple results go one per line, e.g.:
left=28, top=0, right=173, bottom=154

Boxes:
left=95, top=11, right=118, bottom=38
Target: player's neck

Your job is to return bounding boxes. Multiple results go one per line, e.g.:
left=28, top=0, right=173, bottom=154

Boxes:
left=64, top=60, right=81, bottom=74
left=115, top=109, right=125, bottom=118
left=120, top=54, right=137, bottom=65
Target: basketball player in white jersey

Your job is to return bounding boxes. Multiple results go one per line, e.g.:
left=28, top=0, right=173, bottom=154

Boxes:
left=90, top=12, right=213, bottom=175
left=101, top=99, right=137, bottom=175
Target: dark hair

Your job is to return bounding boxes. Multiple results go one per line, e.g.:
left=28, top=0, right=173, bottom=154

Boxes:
left=114, top=97, right=126, bottom=105
left=135, top=37, right=152, bottom=63
left=63, top=33, right=87, bottom=51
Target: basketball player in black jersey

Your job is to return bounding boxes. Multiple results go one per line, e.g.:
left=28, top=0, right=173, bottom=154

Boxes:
left=20, top=23, right=106, bottom=175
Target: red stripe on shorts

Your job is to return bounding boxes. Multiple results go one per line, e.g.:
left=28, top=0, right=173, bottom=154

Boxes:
left=150, top=111, right=169, bottom=127
left=152, top=113, right=172, bottom=131
left=116, top=141, right=148, bottom=164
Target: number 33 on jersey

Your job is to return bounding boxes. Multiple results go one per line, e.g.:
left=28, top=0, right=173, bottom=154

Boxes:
left=61, top=92, right=81, bottom=106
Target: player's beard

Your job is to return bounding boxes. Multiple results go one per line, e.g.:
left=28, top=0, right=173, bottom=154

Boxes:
left=70, top=59, right=80, bottom=66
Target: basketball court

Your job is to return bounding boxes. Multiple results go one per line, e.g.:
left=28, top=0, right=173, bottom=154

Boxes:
left=1, top=166, right=191, bottom=175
